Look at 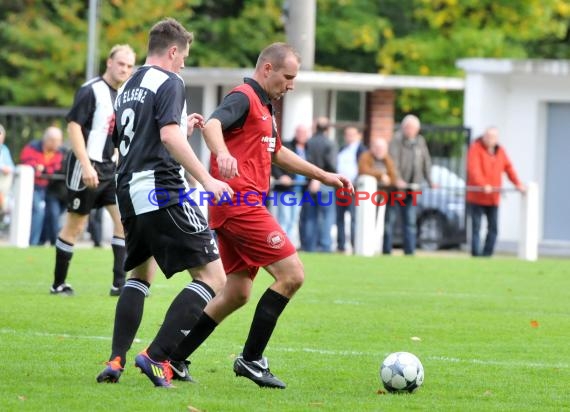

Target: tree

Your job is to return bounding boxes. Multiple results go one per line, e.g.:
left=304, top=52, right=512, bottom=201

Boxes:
left=1, top=0, right=569, bottom=128
left=377, top=0, right=570, bottom=124
left=0, top=0, right=284, bottom=106
left=315, top=0, right=389, bottom=73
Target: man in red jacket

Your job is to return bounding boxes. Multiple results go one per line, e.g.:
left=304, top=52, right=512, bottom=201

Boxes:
left=466, top=127, right=526, bottom=256
left=20, top=126, right=65, bottom=245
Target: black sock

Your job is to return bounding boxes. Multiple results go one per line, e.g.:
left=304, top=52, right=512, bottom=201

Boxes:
left=147, top=281, right=214, bottom=362
left=111, top=236, right=126, bottom=288
left=170, top=313, right=218, bottom=361
left=242, top=288, right=289, bottom=362
left=110, top=278, right=150, bottom=367
left=54, top=237, right=73, bottom=287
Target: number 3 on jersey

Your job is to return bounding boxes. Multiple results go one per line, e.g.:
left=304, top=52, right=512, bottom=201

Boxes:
left=119, top=108, right=135, bottom=156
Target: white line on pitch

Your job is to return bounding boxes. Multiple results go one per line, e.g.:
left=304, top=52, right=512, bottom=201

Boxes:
left=273, top=348, right=569, bottom=369
left=0, top=327, right=141, bottom=343
left=1, top=328, right=565, bottom=369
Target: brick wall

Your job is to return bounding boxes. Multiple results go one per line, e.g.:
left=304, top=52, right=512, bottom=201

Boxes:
left=366, top=89, right=395, bottom=143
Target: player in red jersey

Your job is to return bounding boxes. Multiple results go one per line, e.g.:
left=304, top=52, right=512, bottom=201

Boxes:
left=167, top=42, right=353, bottom=388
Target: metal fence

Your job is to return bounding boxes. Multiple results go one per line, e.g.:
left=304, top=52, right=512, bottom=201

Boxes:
left=391, top=125, right=471, bottom=250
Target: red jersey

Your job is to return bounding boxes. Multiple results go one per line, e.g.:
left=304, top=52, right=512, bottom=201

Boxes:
left=209, top=82, right=282, bottom=228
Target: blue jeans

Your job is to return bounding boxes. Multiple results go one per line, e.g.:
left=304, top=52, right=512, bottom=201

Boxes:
left=469, top=203, right=498, bottom=257
left=274, top=189, right=303, bottom=242
left=383, top=193, right=417, bottom=255
left=300, top=188, right=336, bottom=252
left=30, top=187, right=47, bottom=245
left=336, top=194, right=355, bottom=251
left=40, top=193, right=66, bottom=245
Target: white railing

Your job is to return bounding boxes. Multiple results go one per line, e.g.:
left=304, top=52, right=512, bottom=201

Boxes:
left=9, top=165, right=34, bottom=247
left=354, top=175, right=539, bottom=261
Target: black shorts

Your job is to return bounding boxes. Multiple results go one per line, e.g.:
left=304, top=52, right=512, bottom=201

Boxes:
left=66, top=178, right=116, bottom=215
left=122, top=201, right=220, bottom=278
left=65, top=154, right=117, bottom=215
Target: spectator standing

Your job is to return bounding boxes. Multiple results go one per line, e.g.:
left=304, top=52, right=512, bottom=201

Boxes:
left=0, top=124, right=15, bottom=216
left=358, top=137, right=399, bottom=191
left=358, top=138, right=400, bottom=249
left=41, top=144, right=69, bottom=245
left=335, top=126, right=366, bottom=253
left=301, top=117, right=338, bottom=252
left=20, top=126, right=65, bottom=245
left=386, top=114, right=433, bottom=255
left=466, top=127, right=526, bottom=257
left=271, top=124, right=309, bottom=244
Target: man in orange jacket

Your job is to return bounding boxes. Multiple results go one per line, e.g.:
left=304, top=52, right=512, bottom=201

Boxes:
left=466, top=127, right=526, bottom=256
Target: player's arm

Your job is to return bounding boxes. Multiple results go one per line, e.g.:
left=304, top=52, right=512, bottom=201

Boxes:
left=202, top=92, right=248, bottom=179
left=273, top=146, right=353, bottom=192
left=68, top=121, right=99, bottom=188
left=160, top=124, right=232, bottom=201
left=67, top=86, right=99, bottom=188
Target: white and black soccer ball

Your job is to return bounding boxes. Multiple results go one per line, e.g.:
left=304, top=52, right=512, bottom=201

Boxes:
left=380, top=352, right=424, bottom=393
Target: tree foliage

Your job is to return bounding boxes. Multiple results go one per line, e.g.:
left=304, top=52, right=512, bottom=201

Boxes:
left=315, top=0, right=389, bottom=73
left=0, top=0, right=569, bottom=126
left=0, top=0, right=284, bottom=106
left=378, top=0, right=570, bottom=124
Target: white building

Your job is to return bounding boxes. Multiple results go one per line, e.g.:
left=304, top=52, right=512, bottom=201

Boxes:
left=179, top=64, right=568, bottom=257
left=457, top=58, right=570, bottom=255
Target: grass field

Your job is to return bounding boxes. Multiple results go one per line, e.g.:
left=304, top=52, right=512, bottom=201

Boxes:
left=1, top=247, right=569, bottom=411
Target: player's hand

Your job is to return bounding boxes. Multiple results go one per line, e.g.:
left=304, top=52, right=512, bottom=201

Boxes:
left=483, top=184, right=493, bottom=193
left=82, top=163, right=99, bottom=188
left=203, top=177, right=234, bottom=202
left=216, top=151, right=239, bottom=179
left=321, top=173, right=354, bottom=194
left=187, top=113, right=205, bottom=136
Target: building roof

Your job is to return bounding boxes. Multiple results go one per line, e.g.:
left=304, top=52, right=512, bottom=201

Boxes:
left=457, top=58, right=570, bottom=76
left=180, top=67, right=465, bottom=91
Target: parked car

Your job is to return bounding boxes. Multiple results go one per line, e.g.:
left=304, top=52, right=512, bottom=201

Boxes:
left=392, top=165, right=466, bottom=250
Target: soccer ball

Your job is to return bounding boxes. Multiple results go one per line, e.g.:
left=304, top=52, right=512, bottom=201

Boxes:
left=380, top=352, right=424, bottom=393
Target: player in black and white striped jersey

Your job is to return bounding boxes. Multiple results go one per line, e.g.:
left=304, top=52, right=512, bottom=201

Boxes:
left=96, top=18, right=232, bottom=387
left=51, top=45, right=136, bottom=297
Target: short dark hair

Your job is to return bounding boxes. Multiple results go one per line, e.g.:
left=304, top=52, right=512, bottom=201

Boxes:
left=315, top=117, right=330, bottom=133
left=148, top=18, right=193, bottom=56
left=256, top=42, right=301, bottom=70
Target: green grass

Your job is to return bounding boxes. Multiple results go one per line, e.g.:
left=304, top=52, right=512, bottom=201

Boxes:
left=1, top=247, right=570, bottom=411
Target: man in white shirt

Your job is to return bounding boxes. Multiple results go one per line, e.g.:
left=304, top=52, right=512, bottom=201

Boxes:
left=335, top=126, right=365, bottom=253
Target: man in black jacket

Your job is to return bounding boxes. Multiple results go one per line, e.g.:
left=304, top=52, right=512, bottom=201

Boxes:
left=271, top=124, right=310, bottom=246
left=300, top=117, right=338, bottom=252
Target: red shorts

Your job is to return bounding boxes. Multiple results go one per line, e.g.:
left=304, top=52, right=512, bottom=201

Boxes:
left=214, top=207, right=297, bottom=279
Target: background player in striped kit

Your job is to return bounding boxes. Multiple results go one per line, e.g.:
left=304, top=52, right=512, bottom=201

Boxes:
left=96, top=18, right=232, bottom=387
left=51, top=45, right=136, bottom=296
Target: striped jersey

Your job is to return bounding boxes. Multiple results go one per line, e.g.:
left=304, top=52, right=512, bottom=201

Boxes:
left=113, top=65, right=189, bottom=218
left=66, top=76, right=117, bottom=181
